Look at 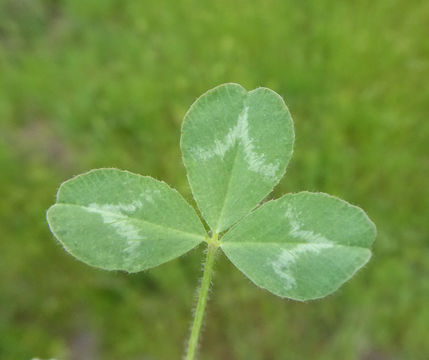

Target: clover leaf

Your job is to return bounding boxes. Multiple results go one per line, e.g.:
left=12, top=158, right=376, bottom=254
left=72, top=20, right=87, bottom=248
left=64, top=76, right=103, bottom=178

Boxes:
left=47, top=83, right=376, bottom=359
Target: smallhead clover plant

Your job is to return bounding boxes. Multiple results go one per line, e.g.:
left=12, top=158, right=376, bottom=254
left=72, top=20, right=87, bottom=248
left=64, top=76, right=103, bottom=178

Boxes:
left=47, top=83, right=376, bottom=359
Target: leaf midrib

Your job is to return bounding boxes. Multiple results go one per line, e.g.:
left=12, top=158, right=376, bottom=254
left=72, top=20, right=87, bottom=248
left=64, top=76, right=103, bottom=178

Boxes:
left=215, top=102, right=247, bottom=232
left=221, top=240, right=370, bottom=251
left=54, top=203, right=206, bottom=242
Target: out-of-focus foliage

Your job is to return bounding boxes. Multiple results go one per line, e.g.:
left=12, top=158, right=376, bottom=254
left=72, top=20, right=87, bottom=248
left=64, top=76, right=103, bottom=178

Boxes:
left=0, top=0, right=428, bottom=359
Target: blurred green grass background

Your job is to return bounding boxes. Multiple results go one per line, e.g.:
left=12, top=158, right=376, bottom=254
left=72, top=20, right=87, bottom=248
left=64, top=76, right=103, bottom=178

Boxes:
left=0, top=0, right=428, bottom=359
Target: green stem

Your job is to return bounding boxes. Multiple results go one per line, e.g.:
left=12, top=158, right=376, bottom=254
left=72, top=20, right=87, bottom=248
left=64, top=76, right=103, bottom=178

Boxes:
left=185, top=236, right=219, bottom=360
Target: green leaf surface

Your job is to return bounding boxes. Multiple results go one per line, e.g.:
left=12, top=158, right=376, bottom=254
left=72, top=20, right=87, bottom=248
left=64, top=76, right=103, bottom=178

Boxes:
left=47, top=169, right=207, bottom=272
left=221, top=192, right=376, bottom=301
left=181, top=83, right=294, bottom=233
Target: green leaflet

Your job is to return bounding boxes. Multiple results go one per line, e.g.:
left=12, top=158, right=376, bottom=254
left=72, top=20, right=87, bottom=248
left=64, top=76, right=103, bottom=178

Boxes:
left=221, top=192, right=376, bottom=301
left=181, top=83, right=294, bottom=233
left=47, top=169, right=207, bottom=272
